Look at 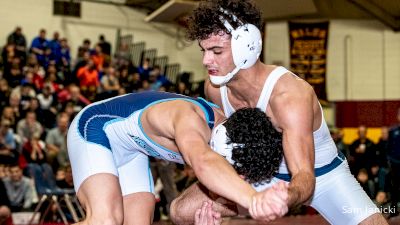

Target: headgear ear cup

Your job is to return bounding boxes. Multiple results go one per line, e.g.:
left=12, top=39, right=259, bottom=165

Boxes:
left=230, top=23, right=262, bottom=69
left=209, top=9, right=262, bottom=85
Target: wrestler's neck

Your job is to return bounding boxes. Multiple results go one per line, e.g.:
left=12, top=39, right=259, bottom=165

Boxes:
left=226, top=62, right=276, bottom=106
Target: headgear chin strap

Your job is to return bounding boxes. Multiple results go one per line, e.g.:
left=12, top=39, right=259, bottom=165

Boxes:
left=209, top=65, right=242, bottom=86
left=210, top=122, right=235, bottom=164
left=209, top=8, right=262, bottom=86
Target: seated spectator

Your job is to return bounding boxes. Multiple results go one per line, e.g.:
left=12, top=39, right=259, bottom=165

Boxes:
left=76, top=39, right=91, bottom=61
left=56, top=164, right=73, bottom=189
left=7, top=26, right=27, bottom=63
left=72, top=51, right=90, bottom=84
left=376, top=126, right=389, bottom=169
left=30, top=29, right=48, bottom=67
left=48, top=32, right=61, bottom=64
left=16, top=111, right=43, bottom=144
left=29, top=60, right=46, bottom=82
left=153, top=65, right=172, bottom=89
left=0, top=178, right=11, bottom=225
left=41, top=64, right=63, bottom=93
left=146, top=69, right=163, bottom=91
left=37, top=85, right=58, bottom=128
left=21, top=70, right=41, bottom=93
left=0, top=165, right=7, bottom=178
left=1, top=43, right=17, bottom=77
left=0, top=79, right=11, bottom=110
left=98, top=34, right=111, bottom=57
left=0, top=120, right=17, bottom=165
left=350, top=125, right=376, bottom=175
left=331, top=128, right=350, bottom=159
left=58, top=38, right=71, bottom=84
left=99, top=66, right=120, bottom=99
left=2, top=164, right=35, bottom=211
left=119, top=68, right=141, bottom=93
left=356, top=168, right=374, bottom=198
left=0, top=144, right=17, bottom=168
left=138, top=57, right=152, bottom=81
left=175, top=80, right=191, bottom=96
left=0, top=120, right=16, bottom=151
left=369, top=163, right=389, bottom=197
left=76, top=59, right=99, bottom=101
left=373, top=191, right=391, bottom=218
left=23, top=98, right=45, bottom=124
left=45, top=113, right=69, bottom=170
left=4, top=63, right=23, bottom=88
left=22, top=134, right=57, bottom=194
left=58, top=84, right=89, bottom=119
left=114, top=41, right=130, bottom=67
left=10, top=83, right=36, bottom=116
left=1, top=106, right=18, bottom=132
left=90, top=44, right=105, bottom=72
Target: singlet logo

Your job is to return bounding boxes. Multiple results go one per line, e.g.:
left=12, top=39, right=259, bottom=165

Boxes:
left=128, top=134, right=161, bottom=158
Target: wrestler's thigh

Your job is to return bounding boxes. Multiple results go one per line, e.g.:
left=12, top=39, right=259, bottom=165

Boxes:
left=311, top=162, right=380, bottom=225
left=359, top=213, right=388, bottom=225
left=118, top=153, right=156, bottom=224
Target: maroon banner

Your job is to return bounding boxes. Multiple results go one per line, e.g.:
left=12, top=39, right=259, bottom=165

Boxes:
left=335, top=101, right=400, bottom=127
left=289, top=21, right=329, bottom=103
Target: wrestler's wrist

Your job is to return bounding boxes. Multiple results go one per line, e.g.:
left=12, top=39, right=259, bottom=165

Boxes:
left=245, top=190, right=257, bottom=209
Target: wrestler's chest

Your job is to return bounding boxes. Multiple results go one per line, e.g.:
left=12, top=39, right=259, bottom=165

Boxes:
left=229, top=98, right=281, bottom=132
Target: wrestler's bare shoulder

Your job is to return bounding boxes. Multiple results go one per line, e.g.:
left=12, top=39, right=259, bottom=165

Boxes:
left=272, top=71, right=314, bottom=100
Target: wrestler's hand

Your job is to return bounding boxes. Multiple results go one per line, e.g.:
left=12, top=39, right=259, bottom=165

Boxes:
left=249, top=181, right=289, bottom=222
left=195, top=201, right=222, bottom=225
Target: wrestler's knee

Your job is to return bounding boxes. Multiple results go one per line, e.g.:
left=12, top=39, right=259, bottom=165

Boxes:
left=359, top=213, right=388, bottom=225
left=171, top=195, right=197, bottom=225
left=170, top=197, right=182, bottom=224
left=79, top=198, right=124, bottom=225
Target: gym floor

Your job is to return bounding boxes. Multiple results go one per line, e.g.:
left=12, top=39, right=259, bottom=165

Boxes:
left=153, top=214, right=400, bottom=225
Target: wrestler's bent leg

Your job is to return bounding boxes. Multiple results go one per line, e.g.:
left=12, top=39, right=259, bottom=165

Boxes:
left=76, top=173, right=123, bottom=225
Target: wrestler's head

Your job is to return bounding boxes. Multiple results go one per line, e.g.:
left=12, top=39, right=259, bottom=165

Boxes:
left=187, top=0, right=262, bottom=41
left=210, top=108, right=283, bottom=186
left=187, top=0, right=263, bottom=85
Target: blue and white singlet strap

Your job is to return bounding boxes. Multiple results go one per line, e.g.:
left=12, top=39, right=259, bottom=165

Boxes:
left=274, top=151, right=346, bottom=182
left=194, top=97, right=219, bottom=129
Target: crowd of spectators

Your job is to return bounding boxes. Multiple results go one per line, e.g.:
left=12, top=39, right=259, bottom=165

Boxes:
left=0, top=26, right=201, bottom=224
left=331, top=114, right=400, bottom=218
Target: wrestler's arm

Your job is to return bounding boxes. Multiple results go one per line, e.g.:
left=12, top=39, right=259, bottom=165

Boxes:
left=174, top=108, right=256, bottom=209
left=270, top=82, right=316, bottom=207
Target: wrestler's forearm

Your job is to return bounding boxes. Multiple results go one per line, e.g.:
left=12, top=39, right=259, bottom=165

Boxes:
left=287, top=171, right=315, bottom=207
left=191, top=151, right=256, bottom=209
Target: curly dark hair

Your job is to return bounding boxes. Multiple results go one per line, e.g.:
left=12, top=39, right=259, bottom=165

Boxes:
left=186, top=0, right=262, bottom=41
left=225, top=108, right=283, bottom=186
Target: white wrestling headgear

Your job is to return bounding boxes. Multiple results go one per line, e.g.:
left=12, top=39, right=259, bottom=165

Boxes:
left=210, top=121, right=244, bottom=165
left=209, top=8, right=263, bottom=86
